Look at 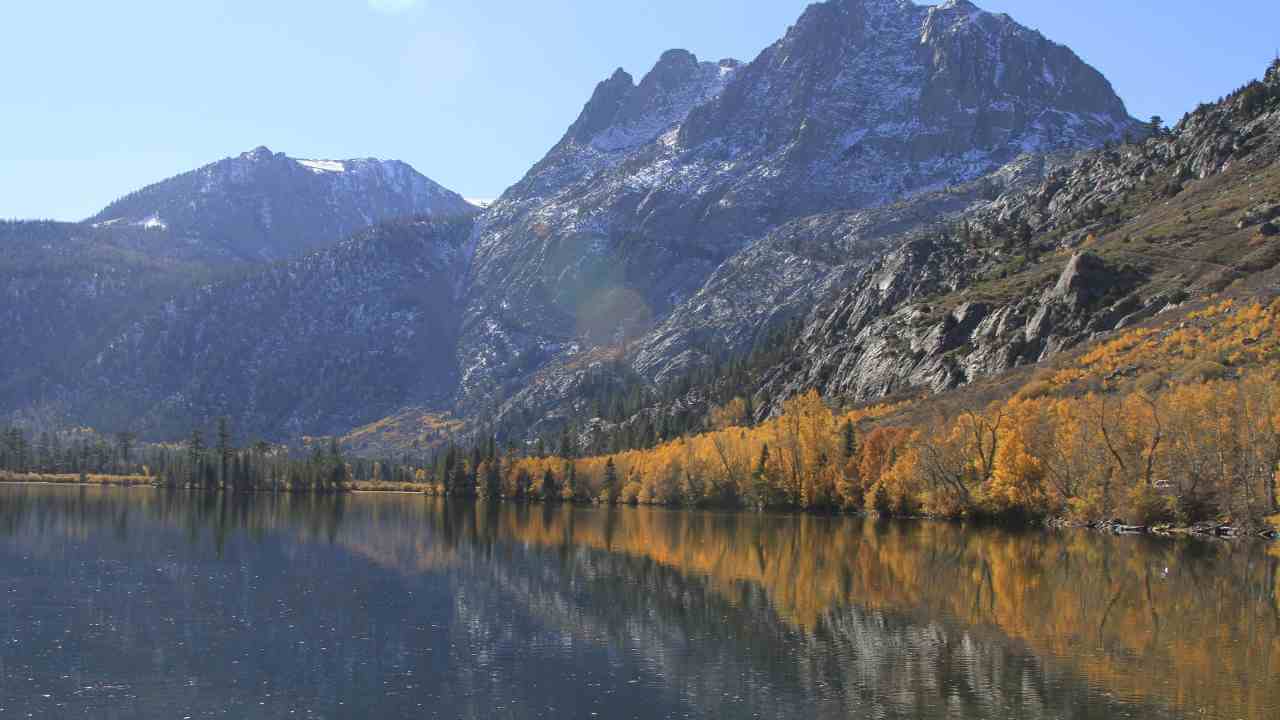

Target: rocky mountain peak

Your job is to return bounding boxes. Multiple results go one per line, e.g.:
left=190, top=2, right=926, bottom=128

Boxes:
left=644, top=49, right=700, bottom=84
left=240, top=145, right=278, bottom=161
left=562, top=69, right=637, bottom=145
left=497, top=49, right=741, bottom=205
left=557, top=51, right=739, bottom=155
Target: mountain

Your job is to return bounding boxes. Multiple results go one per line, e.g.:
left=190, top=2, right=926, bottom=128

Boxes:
left=68, top=216, right=474, bottom=440
left=89, top=146, right=476, bottom=262
left=540, top=58, right=1280, bottom=455
left=6, top=0, right=1179, bottom=453
left=1, top=149, right=473, bottom=426
left=458, top=0, right=1140, bottom=415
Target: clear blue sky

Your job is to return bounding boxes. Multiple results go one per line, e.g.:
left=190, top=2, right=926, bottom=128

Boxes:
left=1, top=0, right=1276, bottom=221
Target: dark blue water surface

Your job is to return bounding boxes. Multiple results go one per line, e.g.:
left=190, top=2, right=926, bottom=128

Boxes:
left=1, top=485, right=1276, bottom=719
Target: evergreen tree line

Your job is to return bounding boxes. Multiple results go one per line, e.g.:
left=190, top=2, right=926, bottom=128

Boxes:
left=150, top=419, right=354, bottom=492
left=499, top=317, right=806, bottom=459
left=0, top=426, right=139, bottom=477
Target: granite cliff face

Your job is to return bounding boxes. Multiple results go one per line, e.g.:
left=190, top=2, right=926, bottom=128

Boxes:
left=457, top=0, right=1140, bottom=417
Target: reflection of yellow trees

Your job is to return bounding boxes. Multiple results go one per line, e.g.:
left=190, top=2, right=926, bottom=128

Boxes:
left=490, top=504, right=1280, bottom=720
left=6, top=487, right=1278, bottom=719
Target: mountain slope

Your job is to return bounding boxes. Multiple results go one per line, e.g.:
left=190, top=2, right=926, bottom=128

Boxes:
left=756, top=58, right=1280, bottom=412
left=458, top=0, right=1140, bottom=413
left=2, top=148, right=473, bottom=428
left=67, top=216, right=475, bottom=440
left=90, top=146, right=477, bottom=262
left=0, top=221, right=222, bottom=414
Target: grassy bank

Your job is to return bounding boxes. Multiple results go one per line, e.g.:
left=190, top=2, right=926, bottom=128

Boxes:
left=0, top=471, right=154, bottom=486
left=0, top=472, right=433, bottom=495
left=349, top=480, right=434, bottom=493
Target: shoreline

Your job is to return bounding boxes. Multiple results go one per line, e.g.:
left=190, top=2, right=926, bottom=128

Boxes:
left=3, top=477, right=1275, bottom=540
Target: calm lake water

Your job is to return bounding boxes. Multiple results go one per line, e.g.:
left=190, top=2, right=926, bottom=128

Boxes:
left=0, top=485, right=1277, bottom=719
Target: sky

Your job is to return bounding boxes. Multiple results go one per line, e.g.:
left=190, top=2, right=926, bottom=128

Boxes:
left=1, top=0, right=1276, bottom=221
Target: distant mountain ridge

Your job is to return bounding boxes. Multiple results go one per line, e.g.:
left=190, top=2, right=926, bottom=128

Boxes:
left=89, top=146, right=476, bottom=261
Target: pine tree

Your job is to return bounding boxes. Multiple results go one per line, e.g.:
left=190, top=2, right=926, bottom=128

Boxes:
left=559, top=425, right=576, bottom=459
left=514, top=468, right=531, bottom=500
left=116, top=432, right=135, bottom=474
left=328, top=438, right=347, bottom=490
left=1016, top=220, right=1034, bottom=256
left=751, top=444, right=772, bottom=509
left=560, top=461, right=578, bottom=502
left=188, top=429, right=205, bottom=487
left=216, top=418, right=232, bottom=489
left=541, top=467, right=558, bottom=501
left=601, top=458, right=619, bottom=504
left=469, top=447, right=482, bottom=492
left=441, top=446, right=457, bottom=495
left=841, top=420, right=857, bottom=460
left=482, top=457, right=502, bottom=498
left=36, top=432, right=53, bottom=472
left=450, top=453, right=469, bottom=497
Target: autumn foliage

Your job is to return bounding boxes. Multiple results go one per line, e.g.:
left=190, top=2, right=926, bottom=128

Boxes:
left=430, top=299, right=1280, bottom=529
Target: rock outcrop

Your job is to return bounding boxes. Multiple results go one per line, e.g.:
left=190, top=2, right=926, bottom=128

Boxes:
left=755, top=61, right=1280, bottom=413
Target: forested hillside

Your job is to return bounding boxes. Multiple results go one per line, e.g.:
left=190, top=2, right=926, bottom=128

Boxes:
left=72, top=216, right=475, bottom=440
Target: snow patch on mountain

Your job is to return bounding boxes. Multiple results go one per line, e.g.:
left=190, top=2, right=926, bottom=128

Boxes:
left=297, top=159, right=347, bottom=174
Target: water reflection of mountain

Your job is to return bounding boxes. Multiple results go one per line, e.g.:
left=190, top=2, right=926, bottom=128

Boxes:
left=1, top=487, right=1276, bottom=719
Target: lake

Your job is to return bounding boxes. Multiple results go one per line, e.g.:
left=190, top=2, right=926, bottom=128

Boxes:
left=1, top=485, right=1277, bottom=719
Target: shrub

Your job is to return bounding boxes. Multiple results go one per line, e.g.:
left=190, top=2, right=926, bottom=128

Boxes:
left=1125, top=483, right=1174, bottom=527
left=1173, top=485, right=1217, bottom=525
left=1135, top=370, right=1166, bottom=395
left=1016, top=378, right=1056, bottom=400
left=620, top=480, right=643, bottom=505
left=1175, top=360, right=1228, bottom=384
left=1067, top=488, right=1110, bottom=525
